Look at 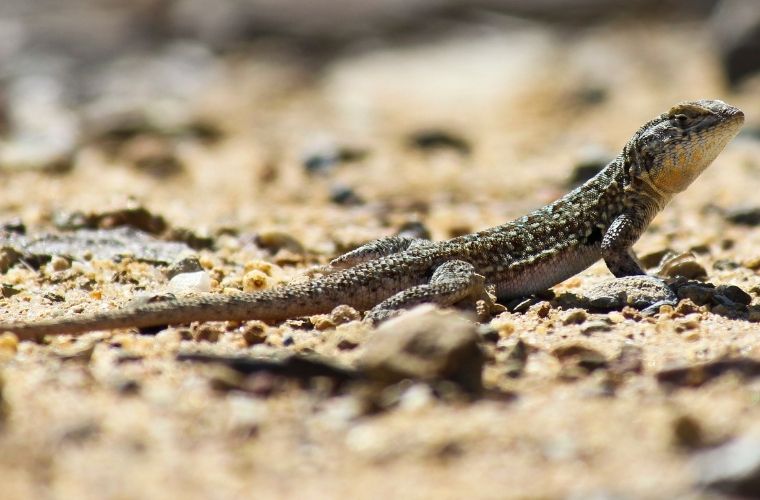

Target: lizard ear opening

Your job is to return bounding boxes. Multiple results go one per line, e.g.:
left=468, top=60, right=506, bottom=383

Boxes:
left=620, top=144, right=640, bottom=190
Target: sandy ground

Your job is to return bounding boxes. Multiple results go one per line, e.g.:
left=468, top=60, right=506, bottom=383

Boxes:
left=2, top=17, right=760, bottom=499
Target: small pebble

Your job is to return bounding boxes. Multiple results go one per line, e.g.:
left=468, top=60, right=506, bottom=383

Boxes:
left=682, top=330, right=701, bottom=341
left=508, top=297, right=534, bottom=313
left=311, top=315, right=336, bottom=330
left=562, top=309, right=588, bottom=325
left=166, top=256, right=203, bottom=279
left=748, top=306, right=760, bottom=322
left=659, top=253, right=708, bottom=280
left=240, top=321, right=267, bottom=346
left=193, top=325, right=221, bottom=343
left=254, top=231, right=305, bottom=254
left=335, top=334, right=361, bottom=351
left=713, top=259, right=739, bottom=271
left=530, top=301, right=552, bottom=318
left=122, top=135, right=183, bottom=177
left=398, top=383, right=435, bottom=411
left=502, top=339, right=528, bottom=378
left=672, top=414, right=705, bottom=450
left=114, top=379, right=141, bottom=395
left=168, top=271, right=212, bottom=293
left=49, top=255, right=71, bottom=271
left=330, top=305, right=361, bottom=324
left=490, top=317, right=516, bottom=336
left=165, top=227, right=215, bottom=250
left=243, top=270, right=271, bottom=292
left=607, top=311, right=625, bottom=324
left=676, top=284, right=715, bottom=306
left=724, top=206, right=760, bottom=226
left=0, top=246, right=21, bottom=273
left=1, top=284, right=21, bottom=298
left=581, top=320, right=612, bottom=334
left=1, top=218, right=26, bottom=234
left=715, top=285, right=751, bottom=306
left=743, top=256, right=760, bottom=270
left=244, top=260, right=274, bottom=275
left=659, top=302, right=676, bottom=313
left=396, top=221, right=432, bottom=240
left=0, top=332, right=18, bottom=356
left=675, top=299, right=700, bottom=315
left=302, top=143, right=367, bottom=175
left=552, top=343, right=608, bottom=379
left=675, top=314, right=701, bottom=331
left=329, top=185, right=364, bottom=206
left=477, top=325, right=500, bottom=343
left=408, top=129, right=471, bottom=155
left=690, top=243, right=711, bottom=255
left=711, top=304, right=740, bottom=318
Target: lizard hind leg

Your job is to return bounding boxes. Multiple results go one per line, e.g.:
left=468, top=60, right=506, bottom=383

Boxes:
left=365, top=259, right=487, bottom=324
left=327, top=236, right=435, bottom=271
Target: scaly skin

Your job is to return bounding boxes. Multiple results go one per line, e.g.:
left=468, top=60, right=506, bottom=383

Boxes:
left=0, top=100, right=744, bottom=339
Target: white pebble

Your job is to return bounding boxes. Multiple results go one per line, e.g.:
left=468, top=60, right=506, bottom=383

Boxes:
left=398, top=383, right=434, bottom=411
left=168, top=271, right=211, bottom=293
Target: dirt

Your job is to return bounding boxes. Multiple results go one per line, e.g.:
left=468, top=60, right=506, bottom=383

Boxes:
left=2, top=16, right=760, bottom=500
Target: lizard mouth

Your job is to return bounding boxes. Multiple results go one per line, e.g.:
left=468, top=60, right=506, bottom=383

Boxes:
left=726, top=106, right=745, bottom=121
left=709, top=102, right=745, bottom=131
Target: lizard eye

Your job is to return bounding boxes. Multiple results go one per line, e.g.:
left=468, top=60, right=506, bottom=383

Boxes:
left=674, top=114, right=688, bottom=123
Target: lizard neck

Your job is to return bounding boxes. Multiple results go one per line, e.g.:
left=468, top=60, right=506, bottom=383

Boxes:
left=620, top=143, right=673, bottom=221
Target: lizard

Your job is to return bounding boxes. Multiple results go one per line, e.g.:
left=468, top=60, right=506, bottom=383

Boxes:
left=0, top=99, right=745, bottom=340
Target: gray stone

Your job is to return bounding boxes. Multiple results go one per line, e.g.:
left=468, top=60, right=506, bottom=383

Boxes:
left=715, top=284, right=752, bottom=306
left=676, top=284, right=715, bottom=306
left=0, top=227, right=193, bottom=265
left=356, top=305, right=483, bottom=393
left=166, top=255, right=203, bottom=279
left=659, top=252, right=708, bottom=280
left=582, top=275, right=676, bottom=310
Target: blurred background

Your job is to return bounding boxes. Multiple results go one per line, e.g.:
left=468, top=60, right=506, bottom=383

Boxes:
left=0, top=0, right=758, bottom=243
left=2, top=5, right=760, bottom=498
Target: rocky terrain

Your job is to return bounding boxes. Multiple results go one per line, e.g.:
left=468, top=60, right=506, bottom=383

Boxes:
left=1, top=1, right=760, bottom=498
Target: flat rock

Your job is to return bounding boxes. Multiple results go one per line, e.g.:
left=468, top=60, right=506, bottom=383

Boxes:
left=356, top=305, right=483, bottom=393
left=581, top=275, right=677, bottom=310
left=0, top=227, right=193, bottom=265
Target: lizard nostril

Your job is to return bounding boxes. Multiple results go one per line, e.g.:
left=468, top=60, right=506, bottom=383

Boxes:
left=726, top=106, right=744, bottom=120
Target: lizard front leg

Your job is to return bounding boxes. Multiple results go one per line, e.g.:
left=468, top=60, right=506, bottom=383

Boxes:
left=365, top=259, right=487, bottom=323
left=601, top=213, right=648, bottom=277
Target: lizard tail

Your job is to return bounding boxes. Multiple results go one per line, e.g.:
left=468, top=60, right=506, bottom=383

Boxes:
left=0, top=286, right=350, bottom=341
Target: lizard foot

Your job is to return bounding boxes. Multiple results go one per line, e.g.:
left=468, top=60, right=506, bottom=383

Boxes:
left=365, top=260, right=489, bottom=325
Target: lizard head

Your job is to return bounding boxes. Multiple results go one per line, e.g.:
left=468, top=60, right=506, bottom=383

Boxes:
left=625, top=99, right=744, bottom=196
